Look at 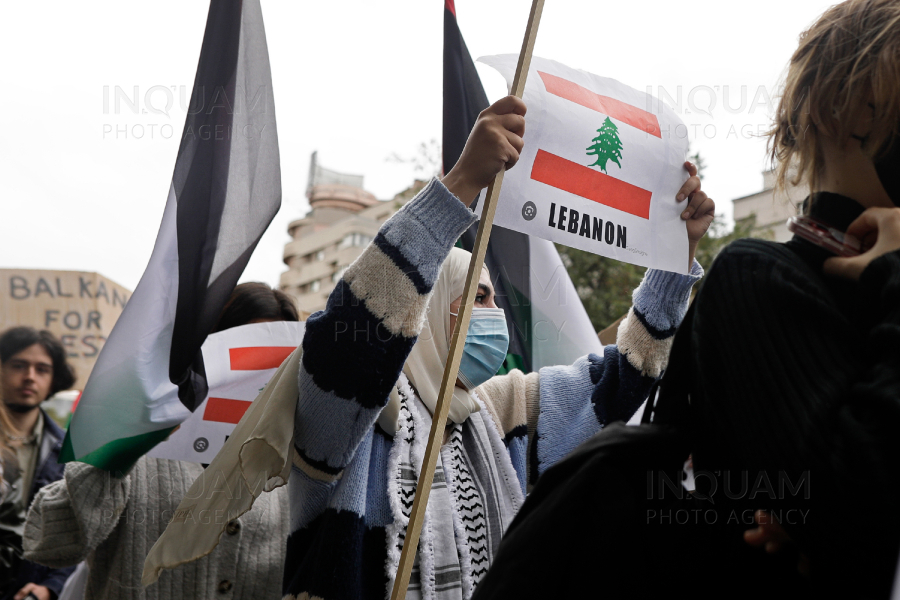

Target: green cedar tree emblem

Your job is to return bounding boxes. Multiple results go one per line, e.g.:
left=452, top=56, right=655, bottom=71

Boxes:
left=586, top=116, right=624, bottom=173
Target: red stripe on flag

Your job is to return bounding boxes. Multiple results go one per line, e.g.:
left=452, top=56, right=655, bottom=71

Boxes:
left=229, top=346, right=294, bottom=371
left=203, top=397, right=251, bottom=424
left=538, top=71, right=661, bottom=138
left=531, top=150, right=653, bottom=219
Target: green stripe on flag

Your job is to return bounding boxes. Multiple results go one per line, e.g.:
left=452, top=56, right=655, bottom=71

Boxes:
left=60, top=426, right=176, bottom=473
left=496, top=352, right=527, bottom=375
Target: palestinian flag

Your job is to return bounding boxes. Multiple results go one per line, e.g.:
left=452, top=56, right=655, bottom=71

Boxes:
left=61, top=0, right=281, bottom=472
left=477, top=55, right=691, bottom=274
left=444, top=0, right=601, bottom=372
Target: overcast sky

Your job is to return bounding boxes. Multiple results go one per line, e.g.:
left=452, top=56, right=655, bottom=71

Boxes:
left=0, top=0, right=838, bottom=291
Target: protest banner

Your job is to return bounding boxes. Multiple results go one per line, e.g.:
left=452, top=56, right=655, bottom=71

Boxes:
left=478, top=54, right=691, bottom=274
left=0, top=269, right=130, bottom=391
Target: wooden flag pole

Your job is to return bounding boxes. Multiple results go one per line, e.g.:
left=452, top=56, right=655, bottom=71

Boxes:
left=389, top=1, right=544, bottom=598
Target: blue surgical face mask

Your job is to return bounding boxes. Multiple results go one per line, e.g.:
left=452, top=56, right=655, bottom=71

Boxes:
left=455, top=307, right=509, bottom=391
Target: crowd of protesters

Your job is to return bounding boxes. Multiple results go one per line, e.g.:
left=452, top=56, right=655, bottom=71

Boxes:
left=2, top=0, right=900, bottom=598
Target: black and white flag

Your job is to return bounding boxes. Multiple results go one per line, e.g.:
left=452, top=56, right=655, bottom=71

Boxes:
left=63, top=0, right=281, bottom=471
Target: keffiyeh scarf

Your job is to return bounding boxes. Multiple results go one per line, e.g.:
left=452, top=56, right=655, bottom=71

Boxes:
left=385, top=375, right=523, bottom=599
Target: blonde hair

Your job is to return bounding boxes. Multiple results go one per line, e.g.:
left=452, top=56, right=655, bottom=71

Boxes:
left=768, top=0, right=900, bottom=195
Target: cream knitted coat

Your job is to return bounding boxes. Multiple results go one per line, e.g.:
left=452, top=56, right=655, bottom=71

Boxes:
left=22, top=456, right=288, bottom=600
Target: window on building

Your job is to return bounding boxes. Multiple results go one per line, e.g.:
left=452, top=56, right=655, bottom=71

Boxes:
left=310, top=280, right=320, bottom=293
left=331, top=265, right=349, bottom=283
left=338, top=232, right=373, bottom=250
left=315, top=250, right=325, bottom=261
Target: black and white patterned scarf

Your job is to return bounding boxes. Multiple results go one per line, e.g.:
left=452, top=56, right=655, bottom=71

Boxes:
left=385, top=375, right=523, bottom=600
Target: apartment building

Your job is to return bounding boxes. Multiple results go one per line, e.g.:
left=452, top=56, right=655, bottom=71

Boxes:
left=280, top=152, right=426, bottom=315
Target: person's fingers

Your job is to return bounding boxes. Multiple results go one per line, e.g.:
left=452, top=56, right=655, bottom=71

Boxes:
left=502, top=139, right=521, bottom=170
left=756, top=510, right=792, bottom=542
left=695, top=196, right=717, bottom=220
left=681, top=192, right=716, bottom=219
left=825, top=208, right=900, bottom=281
left=844, top=210, right=881, bottom=240
left=823, top=254, right=868, bottom=280
left=755, top=509, right=779, bottom=528
left=860, top=229, right=878, bottom=251
left=677, top=175, right=701, bottom=202
left=504, top=128, right=524, bottom=155
left=745, top=509, right=794, bottom=554
left=681, top=190, right=708, bottom=220
left=497, top=113, right=526, bottom=137
left=484, top=95, right=527, bottom=117
left=743, top=526, right=768, bottom=546
left=845, top=207, right=900, bottom=242
left=683, top=160, right=698, bottom=178
left=13, top=584, right=35, bottom=600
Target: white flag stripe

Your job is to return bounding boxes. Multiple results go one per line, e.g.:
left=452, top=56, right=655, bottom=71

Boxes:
left=71, top=184, right=186, bottom=459
left=528, top=237, right=603, bottom=369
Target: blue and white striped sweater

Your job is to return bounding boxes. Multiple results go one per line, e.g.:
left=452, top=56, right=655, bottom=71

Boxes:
left=285, top=178, right=702, bottom=599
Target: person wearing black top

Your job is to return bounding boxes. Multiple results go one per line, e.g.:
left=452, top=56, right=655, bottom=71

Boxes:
left=698, top=0, right=900, bottom=594
left=470, top=1, right=900, bottom=598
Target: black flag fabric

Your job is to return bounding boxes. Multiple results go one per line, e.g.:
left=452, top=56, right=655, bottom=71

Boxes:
left=444, top=0, right=532, bottom=372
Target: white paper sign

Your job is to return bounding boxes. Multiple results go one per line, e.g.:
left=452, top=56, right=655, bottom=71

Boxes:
left=148, top=320, right=305, bottom=463
left=478, top=55, right=691, bottom=274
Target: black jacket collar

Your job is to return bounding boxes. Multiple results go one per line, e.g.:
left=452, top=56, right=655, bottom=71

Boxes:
left=805, top=192, right=866, bottom=231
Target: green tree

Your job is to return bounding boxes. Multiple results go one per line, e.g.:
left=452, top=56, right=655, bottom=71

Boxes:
left=586, top=117, right=624, bottom=173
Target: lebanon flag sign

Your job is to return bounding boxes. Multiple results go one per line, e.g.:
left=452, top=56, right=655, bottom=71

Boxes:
left=478, top=55, right=691, bottom=274
left=149, top=321, right=305, bottom=463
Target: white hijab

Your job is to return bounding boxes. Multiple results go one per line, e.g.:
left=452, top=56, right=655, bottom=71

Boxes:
left=377, top=247, right=482, bottom=435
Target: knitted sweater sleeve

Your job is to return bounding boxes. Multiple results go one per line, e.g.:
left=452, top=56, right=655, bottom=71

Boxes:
left=688, top=242, right=900, bottom=596
left=23, top=460, right=132, bottom=568
left=531, top=261, right=702, bottom=481
left=293, top=178, right=477, bottom=480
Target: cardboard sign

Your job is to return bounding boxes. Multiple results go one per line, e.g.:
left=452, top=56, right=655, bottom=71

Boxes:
left=0, top=269, right=131, bottom=390
left=148, top=320, right=305, bottom=463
